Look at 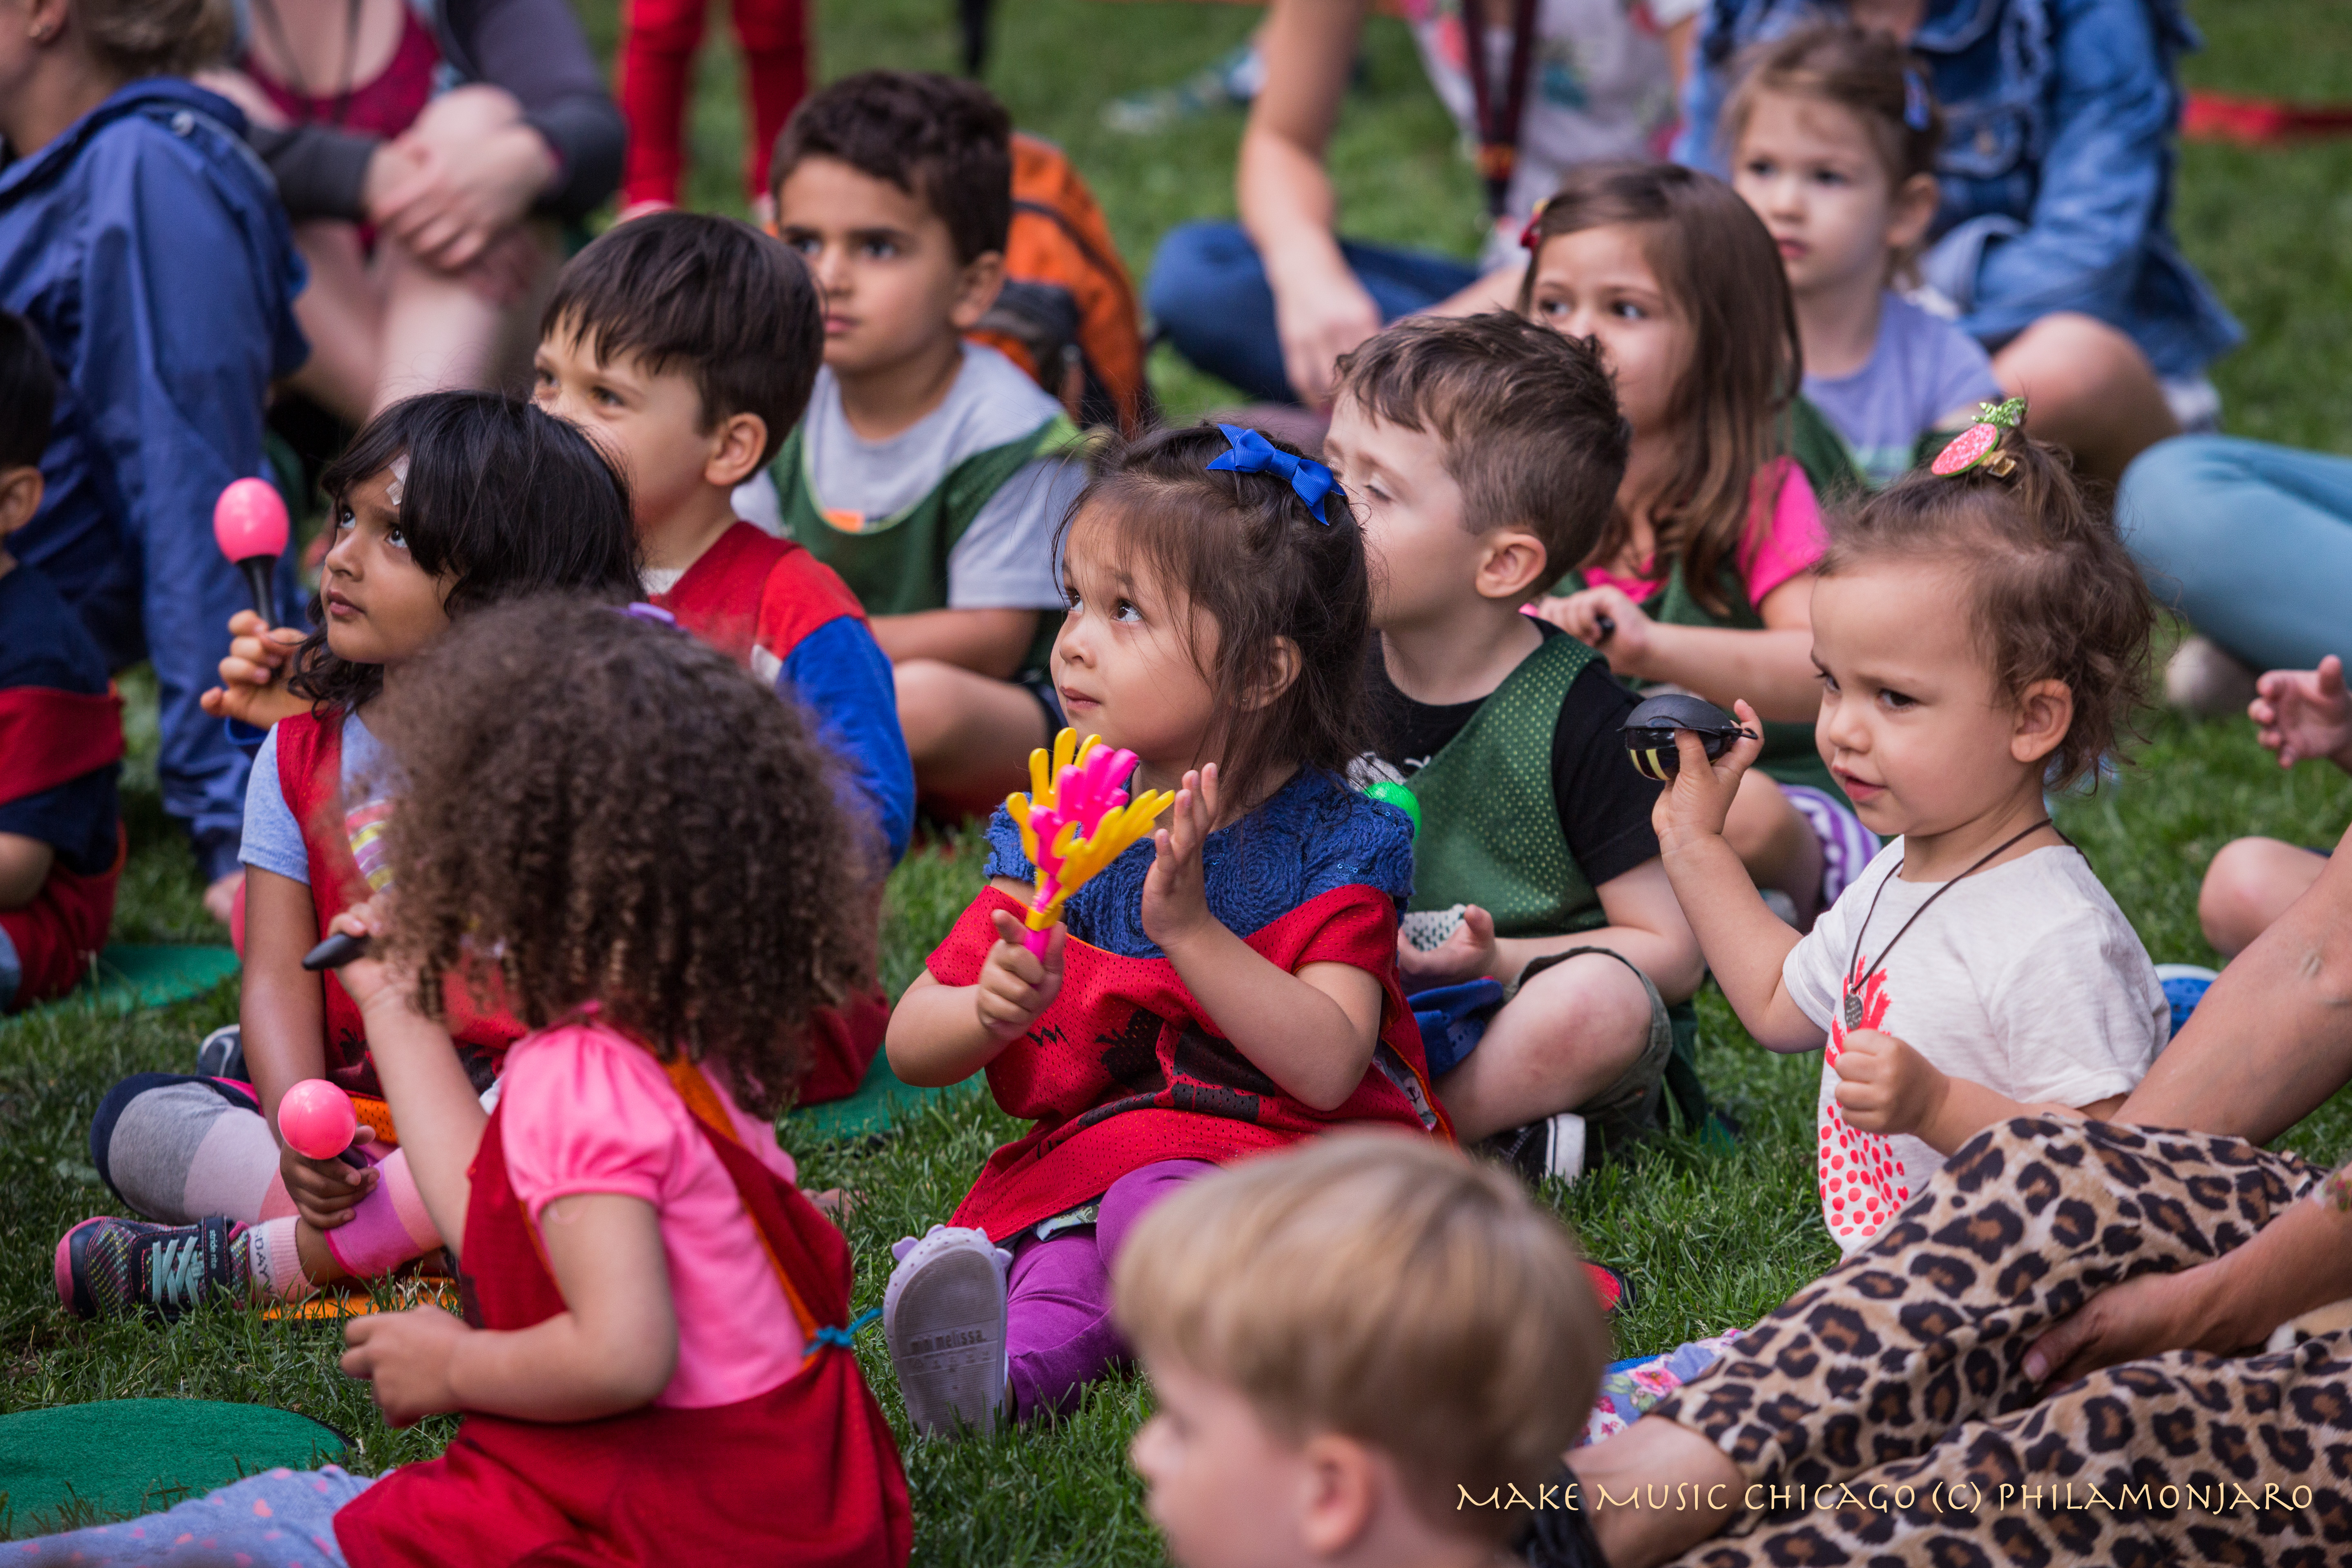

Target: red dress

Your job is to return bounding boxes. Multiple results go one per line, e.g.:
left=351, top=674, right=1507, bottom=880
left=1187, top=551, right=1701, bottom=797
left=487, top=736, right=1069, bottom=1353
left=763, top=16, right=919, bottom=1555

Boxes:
left=933, top=884, right=1452, bottom=1242
left=333, top=1055, right=911, bottom=1566
left=275, top=708, right=526, bottom=1100
left=655, top=523, right=891, bottom=1106
left=0, top=684, right=123, bottom=1006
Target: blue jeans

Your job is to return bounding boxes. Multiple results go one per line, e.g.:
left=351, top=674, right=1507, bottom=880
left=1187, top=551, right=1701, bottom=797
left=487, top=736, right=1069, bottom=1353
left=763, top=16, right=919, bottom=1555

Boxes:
left=1145, top=220, right=1483, bottom=404
left=2120, top=435, right=2352, bottom=673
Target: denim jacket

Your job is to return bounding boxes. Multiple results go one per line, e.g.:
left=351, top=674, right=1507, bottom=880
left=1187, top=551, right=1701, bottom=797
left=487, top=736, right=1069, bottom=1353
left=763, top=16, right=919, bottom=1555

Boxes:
left=1676, top=0, right=2240, bottom=379
left=0, top=80, right=309, bottom=880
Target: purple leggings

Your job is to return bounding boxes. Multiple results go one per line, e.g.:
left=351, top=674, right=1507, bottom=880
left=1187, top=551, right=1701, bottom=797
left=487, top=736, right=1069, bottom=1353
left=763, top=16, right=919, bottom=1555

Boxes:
left=1006, top=1158, right=1215, bottom=1420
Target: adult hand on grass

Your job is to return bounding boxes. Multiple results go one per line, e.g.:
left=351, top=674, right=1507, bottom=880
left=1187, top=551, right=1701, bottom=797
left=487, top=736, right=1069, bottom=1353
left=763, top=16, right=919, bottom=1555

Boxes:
left=343, top=1304, right=468, bottom=1425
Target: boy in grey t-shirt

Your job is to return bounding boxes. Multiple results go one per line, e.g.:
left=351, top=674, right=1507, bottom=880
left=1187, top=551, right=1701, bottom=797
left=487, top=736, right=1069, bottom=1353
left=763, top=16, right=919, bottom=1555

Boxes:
left=744, top=71, right=1085, bottom=815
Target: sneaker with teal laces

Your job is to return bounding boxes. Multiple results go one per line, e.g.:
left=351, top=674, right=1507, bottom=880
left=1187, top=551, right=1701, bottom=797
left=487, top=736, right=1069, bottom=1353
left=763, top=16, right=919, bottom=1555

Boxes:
left=56, top=1215, right=247, bottom=1320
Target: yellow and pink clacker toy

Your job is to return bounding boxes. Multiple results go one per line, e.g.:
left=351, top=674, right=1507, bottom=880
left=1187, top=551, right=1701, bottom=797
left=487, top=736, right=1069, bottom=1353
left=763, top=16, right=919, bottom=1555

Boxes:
left=1005, top=729, right=1175, bottom=956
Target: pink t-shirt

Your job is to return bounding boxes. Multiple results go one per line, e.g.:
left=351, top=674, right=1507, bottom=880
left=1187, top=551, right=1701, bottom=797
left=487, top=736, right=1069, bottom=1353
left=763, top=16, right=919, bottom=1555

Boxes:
left=499, top=1021, right=808, bottom=1408
left=1580, top=458, right=1823, bottom=609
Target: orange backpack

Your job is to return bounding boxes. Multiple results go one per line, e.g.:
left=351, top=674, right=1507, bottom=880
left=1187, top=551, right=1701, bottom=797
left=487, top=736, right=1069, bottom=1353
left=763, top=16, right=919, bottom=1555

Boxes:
left=969, top=134, right=1153, bottom=437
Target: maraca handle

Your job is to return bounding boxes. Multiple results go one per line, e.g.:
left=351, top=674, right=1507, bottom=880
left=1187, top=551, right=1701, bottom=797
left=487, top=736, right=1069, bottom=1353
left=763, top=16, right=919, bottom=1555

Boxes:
left=1022, top=924, right=1050, bottom=957
left=303, top=930, right=370, bottom=972
left=237, top=557, right=274, bottom=622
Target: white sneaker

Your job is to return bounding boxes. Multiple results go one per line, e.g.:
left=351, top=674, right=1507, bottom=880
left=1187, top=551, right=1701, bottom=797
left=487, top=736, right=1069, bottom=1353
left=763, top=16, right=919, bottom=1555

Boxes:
left=883, top=1224, right=1013, bottom=1438
left=1488, top=1111, right=1587, bottom=1187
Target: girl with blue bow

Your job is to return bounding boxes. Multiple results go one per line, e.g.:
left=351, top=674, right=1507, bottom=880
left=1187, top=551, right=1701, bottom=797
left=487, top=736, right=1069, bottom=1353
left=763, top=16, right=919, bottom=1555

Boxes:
left=879, top=422, right=1452, bottom=1439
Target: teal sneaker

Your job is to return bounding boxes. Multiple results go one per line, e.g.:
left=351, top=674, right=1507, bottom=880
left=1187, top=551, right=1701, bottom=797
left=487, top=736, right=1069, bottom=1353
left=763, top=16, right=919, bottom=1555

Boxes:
left=56, top=1215, right=246, bottom=1320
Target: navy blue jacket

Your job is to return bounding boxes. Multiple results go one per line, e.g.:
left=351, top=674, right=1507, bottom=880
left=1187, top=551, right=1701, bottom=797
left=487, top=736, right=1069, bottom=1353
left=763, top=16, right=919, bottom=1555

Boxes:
left=0, top=80, right=309, bottom=882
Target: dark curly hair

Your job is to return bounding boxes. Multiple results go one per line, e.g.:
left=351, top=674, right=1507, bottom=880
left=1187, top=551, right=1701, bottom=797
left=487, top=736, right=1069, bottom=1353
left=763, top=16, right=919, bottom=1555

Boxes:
left=771, top=70, right=1011, bottom=263
left=289, top=392, right=643, bottom=714
left=1819, top=423, right=2154, bottom=791
left=365, top=597, right=875, bottom=1115
left=1059, top=421, right=1370, bottom=816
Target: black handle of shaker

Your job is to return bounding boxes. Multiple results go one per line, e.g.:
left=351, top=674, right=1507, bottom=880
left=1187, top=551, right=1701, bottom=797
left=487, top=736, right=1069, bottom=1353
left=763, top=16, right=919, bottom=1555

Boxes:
left=302, top=931, right=370, bottom=972
left=236, top=556, right=275, bottom=623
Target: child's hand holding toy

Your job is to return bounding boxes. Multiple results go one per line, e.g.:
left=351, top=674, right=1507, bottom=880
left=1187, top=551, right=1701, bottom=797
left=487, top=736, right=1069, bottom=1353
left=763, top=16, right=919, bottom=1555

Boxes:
left=976, top=913, right=1066, bottom=1045
left=198, top=608, right=307, bottom=729
left=1649, top=697, right=1768, bottom=857
left=1830, top=1028, right=1948, bottom=1138
left=1534, top=585, right=1653, bottom=670
left=1397, top=904, right=1499, bottom=987
left=2251, top=654, right=2352, bottom=771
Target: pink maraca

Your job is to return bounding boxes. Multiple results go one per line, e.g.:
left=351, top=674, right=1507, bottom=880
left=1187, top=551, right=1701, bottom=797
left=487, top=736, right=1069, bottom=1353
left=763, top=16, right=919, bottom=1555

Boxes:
left=277, top=1077, right=357, bottom=1161
left=213, top=477, right=289, bottom=622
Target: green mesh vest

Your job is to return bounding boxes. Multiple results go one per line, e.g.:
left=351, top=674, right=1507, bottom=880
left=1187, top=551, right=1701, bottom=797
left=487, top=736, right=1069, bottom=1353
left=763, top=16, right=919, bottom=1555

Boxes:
left=771, top=413, right=1080, bottom=676
left=1403, top=633, right=1604, bottom=940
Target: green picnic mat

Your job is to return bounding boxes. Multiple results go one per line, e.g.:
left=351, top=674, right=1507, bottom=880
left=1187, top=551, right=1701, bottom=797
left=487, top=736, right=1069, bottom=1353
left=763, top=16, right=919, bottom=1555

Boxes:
left=788, top=1048, right=980, bottom=1142
left=6, top=945, right=239, bottom=1027
left=0, top=1399, right=344, bottom=1524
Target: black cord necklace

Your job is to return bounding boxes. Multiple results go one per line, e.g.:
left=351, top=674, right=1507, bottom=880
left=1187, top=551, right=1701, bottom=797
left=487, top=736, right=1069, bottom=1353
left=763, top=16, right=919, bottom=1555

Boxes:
left=1840, top=818, right=2069, bottom=1028
left=250, top=0, right=366, bottom=127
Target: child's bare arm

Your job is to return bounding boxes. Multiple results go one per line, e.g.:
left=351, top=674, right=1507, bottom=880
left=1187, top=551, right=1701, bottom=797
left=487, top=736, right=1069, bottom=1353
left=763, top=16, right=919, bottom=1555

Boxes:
left=1834, top=1029, right=2130, bottom=1154
left=868, top=608, right=1040, bottom=679
left=1143, top=768, right=1382, bottom=1111
left=886, top=878, right=1064, bottom=1087
left=341, top=1192, right=676, bottom=1425
left=1652, top=712, right=1823, bottom=1051
left=1538, top=575, right=1822, bottom=723
left=243, top=868, right=383, bottom=1228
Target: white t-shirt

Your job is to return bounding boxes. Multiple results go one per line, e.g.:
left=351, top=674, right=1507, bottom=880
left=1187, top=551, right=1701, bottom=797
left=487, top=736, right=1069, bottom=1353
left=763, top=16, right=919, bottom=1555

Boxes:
left=1784, top=838, right=2165, bottom=1254
left=1404, top=0, right=1693, bottom=265
left=732, top=342, right=1077, bottom=612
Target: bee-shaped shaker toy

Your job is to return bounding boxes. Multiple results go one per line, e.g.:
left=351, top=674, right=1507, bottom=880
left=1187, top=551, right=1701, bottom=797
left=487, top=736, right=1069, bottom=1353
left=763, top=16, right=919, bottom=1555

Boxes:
left=1621, top=693, right=1757, bottom=783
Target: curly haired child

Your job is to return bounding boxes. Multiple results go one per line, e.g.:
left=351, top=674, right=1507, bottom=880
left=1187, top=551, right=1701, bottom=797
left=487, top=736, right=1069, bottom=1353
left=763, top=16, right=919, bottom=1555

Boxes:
left=879, top=422, right=1449, bottom=1437
left=58, top=392, right=642, bottom=1318
left=19, top=596, right=909, bottom=1566
left=1652, top=410, right=2167, bottom=1255
left=1520, top=162, right=1874, bottom=928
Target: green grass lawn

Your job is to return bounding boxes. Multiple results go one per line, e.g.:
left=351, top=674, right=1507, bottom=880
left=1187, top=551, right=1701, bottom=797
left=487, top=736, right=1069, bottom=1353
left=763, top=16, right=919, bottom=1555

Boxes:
left=9, top=1, right=2352, bottom=1558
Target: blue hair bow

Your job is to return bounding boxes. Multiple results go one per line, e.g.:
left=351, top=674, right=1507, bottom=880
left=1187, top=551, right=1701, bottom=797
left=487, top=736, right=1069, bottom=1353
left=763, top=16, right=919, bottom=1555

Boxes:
left=1205, top=423, right=1340, bottom=525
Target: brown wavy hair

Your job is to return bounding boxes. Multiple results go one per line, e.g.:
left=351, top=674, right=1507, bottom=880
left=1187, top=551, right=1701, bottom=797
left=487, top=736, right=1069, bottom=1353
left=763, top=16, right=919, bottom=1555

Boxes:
left=1819, top=424, right=2154, bottom=791
left=365, top=597, right=876, bottom=1114
left=1059, top=421, right=1371, bottom=817
left=1516, top=162, right=1800, bottom=617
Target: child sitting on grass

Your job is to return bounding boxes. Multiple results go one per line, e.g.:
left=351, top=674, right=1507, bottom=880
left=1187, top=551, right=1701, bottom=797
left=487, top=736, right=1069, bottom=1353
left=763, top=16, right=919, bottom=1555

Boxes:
left=1725, top=24, right=2001, bottom=489
left=1113, top=1134, right=1606, bottom=1568
left=0, top=308, right=122, bottom=1012
left=59, top=393, right=641, bottom=1317
left=879, top=423, right=1448, bottom=1437
left=1323, top=314, right=1702, bottom=1187
left=1652, top=409, right=2167, bottom=1255
left=22, top=596, right=911, bottom=1567
left=532, top=210, right=912, bottom=871
left=742, top=69, right=1086, bottom=816
left=1521, top=163, right=1875, bottom=929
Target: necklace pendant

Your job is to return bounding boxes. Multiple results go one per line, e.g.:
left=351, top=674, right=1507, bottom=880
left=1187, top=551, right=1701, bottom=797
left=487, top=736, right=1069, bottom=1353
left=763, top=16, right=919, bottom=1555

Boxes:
left=1842, top=991, right=1863, bottom=1029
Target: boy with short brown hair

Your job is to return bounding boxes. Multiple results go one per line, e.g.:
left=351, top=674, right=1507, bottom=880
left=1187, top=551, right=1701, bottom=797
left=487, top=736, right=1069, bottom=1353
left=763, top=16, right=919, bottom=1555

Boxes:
left=1113, top=1135, right=1607, bottom=1568
left=1324, top=314, right=1704, bottom=1189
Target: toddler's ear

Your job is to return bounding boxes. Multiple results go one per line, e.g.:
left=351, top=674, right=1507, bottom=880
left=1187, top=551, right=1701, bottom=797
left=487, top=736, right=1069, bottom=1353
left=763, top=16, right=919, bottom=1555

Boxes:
left=2009, top=677, right=2074, bottom=766
left=0, top=465, right=43, bottom=536
left=1294, top=1432, right=1383, bottom=1559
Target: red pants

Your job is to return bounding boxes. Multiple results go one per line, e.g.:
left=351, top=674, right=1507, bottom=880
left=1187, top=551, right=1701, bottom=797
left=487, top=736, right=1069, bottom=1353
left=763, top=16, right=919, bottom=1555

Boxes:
left=616, top=0, right=808, bottom=208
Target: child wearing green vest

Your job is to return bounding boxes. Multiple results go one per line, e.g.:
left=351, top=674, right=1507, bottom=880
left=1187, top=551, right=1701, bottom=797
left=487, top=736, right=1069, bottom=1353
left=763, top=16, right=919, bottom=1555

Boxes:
left=1517, top=162, right=1879, bottom=931
left=1326, top=314, right=1703, bottom=1186
left=735, top=71, right=1084, bottom=817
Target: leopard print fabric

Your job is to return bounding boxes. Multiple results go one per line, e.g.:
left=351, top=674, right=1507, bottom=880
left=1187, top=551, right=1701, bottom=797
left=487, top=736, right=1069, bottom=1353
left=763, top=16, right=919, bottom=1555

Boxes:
left=1650, top=1116, right=2352, bottom=1566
